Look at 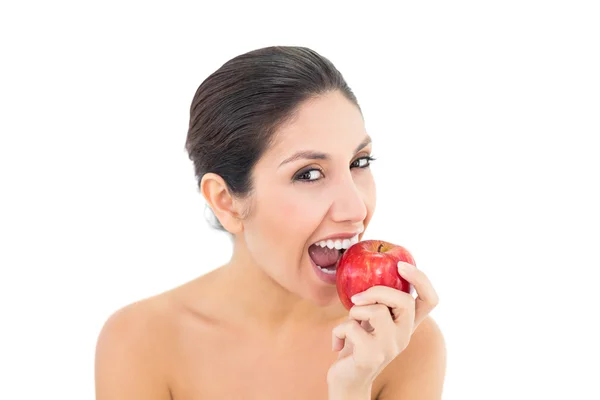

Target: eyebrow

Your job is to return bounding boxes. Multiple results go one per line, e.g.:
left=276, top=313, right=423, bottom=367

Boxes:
left=279, top=135, right=372, bottom=167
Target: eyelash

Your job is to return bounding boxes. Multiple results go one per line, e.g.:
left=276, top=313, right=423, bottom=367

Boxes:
left=293, top=155, right=377, bottom=183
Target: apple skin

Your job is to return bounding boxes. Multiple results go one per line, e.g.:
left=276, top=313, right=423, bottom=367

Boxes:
left=336, top=240, right=416, bottom=310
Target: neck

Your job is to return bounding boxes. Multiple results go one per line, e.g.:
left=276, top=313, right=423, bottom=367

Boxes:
left=211, top=237, right=345, bottom=333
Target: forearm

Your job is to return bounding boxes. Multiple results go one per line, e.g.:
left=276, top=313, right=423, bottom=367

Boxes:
left=328, top=383, right=373, bottom=400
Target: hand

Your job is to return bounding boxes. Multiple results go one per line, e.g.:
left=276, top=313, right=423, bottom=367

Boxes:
left=327, top=261, right=439, bottom=396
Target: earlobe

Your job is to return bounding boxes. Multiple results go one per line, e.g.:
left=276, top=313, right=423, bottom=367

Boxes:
left=200, top=173, right=244, bottom=234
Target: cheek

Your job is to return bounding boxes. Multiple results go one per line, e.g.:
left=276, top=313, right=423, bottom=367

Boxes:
left=267, top=187, right=327, bottom=235
left=247, top=187, right=318, bottom=253
left=359, top=173, right=377, bottom=221
left=243, top=188, right=321, bottom=282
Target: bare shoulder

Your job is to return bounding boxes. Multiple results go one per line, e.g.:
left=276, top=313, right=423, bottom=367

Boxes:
left=94, top=294, right=175, bottom=399
left=377, top=316, right=447, bottom=399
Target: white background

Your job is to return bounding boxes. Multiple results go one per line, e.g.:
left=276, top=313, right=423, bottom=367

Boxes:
left=1, top=1, right=599, bottom=399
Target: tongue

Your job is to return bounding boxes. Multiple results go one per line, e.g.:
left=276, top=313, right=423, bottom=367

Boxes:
left=309, top=244, right=341, bottom=268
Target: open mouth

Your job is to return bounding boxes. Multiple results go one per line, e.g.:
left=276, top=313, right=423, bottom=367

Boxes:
left=308, top=234, right=359, bottom=275
left=309, top=246, right=346, bottom=274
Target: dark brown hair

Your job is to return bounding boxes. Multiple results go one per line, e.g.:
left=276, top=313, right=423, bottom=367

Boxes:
left=185, top=46, right=361, bottom=230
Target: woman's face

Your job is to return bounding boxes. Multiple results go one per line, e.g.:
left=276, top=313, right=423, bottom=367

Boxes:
left=240, top=90, right=376, bottom=306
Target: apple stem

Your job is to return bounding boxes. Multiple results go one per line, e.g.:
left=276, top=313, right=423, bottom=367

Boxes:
left=377, top=244, right=384, bottom=252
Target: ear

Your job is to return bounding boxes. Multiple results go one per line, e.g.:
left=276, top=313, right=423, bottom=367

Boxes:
left=200, top=173, right=244, bottom=234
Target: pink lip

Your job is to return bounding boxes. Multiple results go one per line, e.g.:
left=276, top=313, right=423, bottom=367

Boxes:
left=309, top=256, right=338, bottom=285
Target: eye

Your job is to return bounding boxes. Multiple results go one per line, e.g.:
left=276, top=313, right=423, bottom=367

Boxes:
left=351, top=155, right=376, bottom=169
left=293, top=168, right=323, bottom=183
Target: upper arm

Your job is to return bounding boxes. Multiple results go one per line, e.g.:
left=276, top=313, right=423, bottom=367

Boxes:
left=378, top=316, right=447, bottom=400
left=94, top=302, right=171, bottom=400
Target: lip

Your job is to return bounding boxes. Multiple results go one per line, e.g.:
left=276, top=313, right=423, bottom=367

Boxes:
left=309, top=256, right=339, bottom=285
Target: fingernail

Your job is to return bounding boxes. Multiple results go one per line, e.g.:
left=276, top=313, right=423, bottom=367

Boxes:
left=397, top=261, right=413, bottom=271
left=351, top=294, right=364, bottom=304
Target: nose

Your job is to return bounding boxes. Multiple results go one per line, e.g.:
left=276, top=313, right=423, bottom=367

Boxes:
left=329, top=174, right=368, bottom=224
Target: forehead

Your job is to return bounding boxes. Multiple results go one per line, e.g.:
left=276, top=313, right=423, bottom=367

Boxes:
left=266, top=91, right=367, bottom=161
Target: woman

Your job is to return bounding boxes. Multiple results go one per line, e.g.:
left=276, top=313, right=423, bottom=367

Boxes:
left=95, top=46, right=446, bottom=399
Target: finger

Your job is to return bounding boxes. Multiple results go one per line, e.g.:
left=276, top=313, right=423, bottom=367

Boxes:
left=332, top=319, right=372, bottom=353
left=332, top=319, right=378, bottom=365
left=397, top=262, right=439, bottom=327
left=351, top=285, right=415, bottom=323
left=337, top=335, right=354, bottom=360
left=349, top=304, right=396, bottom=336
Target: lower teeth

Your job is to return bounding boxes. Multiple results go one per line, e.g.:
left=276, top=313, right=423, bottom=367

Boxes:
left=317, top=265, right=336, bottom=275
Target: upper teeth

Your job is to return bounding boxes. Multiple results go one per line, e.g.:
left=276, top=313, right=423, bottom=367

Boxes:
left=315, top=234, right=359, bottom=250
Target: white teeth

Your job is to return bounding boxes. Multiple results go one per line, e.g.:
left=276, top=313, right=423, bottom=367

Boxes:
left=340, top=234, right=359, bottom=249
left=313, top=234, right=361, bottom=249
left=317, top=265, right=336, bottom=275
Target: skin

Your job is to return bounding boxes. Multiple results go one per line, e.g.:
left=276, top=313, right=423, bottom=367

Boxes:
left=95, top=90, right=447, bottom=399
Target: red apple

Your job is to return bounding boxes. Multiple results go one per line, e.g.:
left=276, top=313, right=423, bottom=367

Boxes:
left=336, top=240, right=416, bottom=310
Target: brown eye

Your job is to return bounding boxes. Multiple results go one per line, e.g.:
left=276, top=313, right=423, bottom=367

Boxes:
left=294, top=168, right=323, bottom=182
left=351, top=156, right=376, bottom=169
